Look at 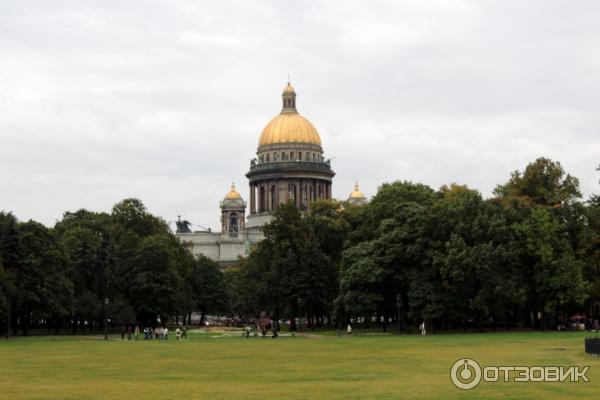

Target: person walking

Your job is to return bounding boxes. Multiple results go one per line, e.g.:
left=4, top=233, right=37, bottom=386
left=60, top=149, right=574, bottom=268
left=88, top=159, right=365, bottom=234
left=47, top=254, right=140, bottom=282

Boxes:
left=164, top=326, right=169, bottom=340
left=420, top=321, right=427, bottom=336
left=127, top=325, right=132, bottom=340
left=182, top=326, right=187, bottom=339
left=347, top=323, right=352, bottom=336
left=176, top=327, right=181, bottom=341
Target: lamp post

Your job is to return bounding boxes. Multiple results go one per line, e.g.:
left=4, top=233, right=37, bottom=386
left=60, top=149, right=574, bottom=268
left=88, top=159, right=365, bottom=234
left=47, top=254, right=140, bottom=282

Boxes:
left=297, top=298, right=302, bottom=331
left=396, top=293, right=402, bottom=334
left=104, top=297, right=109, bottom=340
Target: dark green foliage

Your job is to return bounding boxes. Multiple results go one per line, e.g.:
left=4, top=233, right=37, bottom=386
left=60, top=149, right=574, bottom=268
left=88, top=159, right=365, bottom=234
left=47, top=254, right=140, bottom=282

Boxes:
left=0, top=156, right=597, bottom=335
left=234, top=203, right=340, bottom=328
left=0, top=199, right=229, bottom=336
left=187, top=255, right=228, bottom=323
left=493, top=157, right=581, bottom=206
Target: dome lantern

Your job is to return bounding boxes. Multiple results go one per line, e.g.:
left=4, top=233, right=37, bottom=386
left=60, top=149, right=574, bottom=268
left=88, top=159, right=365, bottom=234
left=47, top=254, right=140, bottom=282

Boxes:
left=281, top=81, right=297, bottom=113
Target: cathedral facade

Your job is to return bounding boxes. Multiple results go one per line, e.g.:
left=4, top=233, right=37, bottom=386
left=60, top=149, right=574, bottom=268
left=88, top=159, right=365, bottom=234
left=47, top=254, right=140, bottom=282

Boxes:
left=177, top=82, right=365, bottom=267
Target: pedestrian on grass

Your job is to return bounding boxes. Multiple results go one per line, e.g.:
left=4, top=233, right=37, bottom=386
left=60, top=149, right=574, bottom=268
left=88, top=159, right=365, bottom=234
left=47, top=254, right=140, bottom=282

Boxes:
left=127, top=325, right=132, bottom=340
left=135, top=325, right=140, bottom=340
left=176, top=327, right=181, bottom=340
left=120, top=325, right=125, bottom=340
left=182, top=326, right=187, bottom=339
left=347, top=323, right=352, bottom=336
left=420, top=321, right=426, bottom=336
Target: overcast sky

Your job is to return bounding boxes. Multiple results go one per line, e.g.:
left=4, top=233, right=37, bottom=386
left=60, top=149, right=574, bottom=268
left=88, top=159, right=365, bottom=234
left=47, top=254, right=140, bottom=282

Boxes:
left=1, top=0, right=599, bottom=230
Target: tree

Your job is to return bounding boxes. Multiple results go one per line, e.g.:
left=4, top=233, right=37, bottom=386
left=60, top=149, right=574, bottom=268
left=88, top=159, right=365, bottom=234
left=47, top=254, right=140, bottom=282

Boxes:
left=0, top=212, right=20, bottom=337
left=494, top=157, right=581, bottom=207
left=0, top=260, right=9, bottom=320
left=581, top=195, right=600, bottom=318
left=513, top=208, right=589, bottom=329
left=129, top=234, right=181, bottom=324
left=235, top=203, right=339, bottom=329
left=111, top=198, right=169, bottom=237
left=189, top=255, right=228, bottom=324
left=15, top=221, right=73, bottom=334
left=335, top=241, right=384, bottom=322
left=336, top=181, right=436, bottom=332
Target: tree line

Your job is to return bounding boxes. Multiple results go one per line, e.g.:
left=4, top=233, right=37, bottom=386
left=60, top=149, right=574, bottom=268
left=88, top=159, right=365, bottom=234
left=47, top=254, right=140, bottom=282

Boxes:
left=233, top=158, right=600, bottom=332
left=0, top=199, right=227, bottom=337
left=1, top=157, right=599, bottom=336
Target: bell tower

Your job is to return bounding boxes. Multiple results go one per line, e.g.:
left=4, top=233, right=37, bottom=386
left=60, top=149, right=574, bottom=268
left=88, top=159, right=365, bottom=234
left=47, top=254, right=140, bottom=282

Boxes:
left=220, top=183, right=246, bottom=237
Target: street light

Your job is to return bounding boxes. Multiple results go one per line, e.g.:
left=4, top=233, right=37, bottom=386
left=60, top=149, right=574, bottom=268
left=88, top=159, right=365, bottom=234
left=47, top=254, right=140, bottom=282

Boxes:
left=104, top=297, right=109, bottom=340
left=396, top=293, right=402, bottom=334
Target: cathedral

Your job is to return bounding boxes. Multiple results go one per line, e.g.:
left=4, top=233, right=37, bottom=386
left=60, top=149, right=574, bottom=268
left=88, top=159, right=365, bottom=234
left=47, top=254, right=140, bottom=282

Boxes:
left=176, top=82, right=367, bottom=267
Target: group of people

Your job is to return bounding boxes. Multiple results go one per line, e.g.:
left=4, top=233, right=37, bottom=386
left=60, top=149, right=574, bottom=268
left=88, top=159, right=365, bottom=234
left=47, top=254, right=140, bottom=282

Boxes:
left=244, top=320, right=280, bottom=338
left=119, top=325, right=187, bottom=341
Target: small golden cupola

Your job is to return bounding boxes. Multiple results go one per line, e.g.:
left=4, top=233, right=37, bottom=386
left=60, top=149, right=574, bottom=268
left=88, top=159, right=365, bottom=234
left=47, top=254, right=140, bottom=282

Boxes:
left=224, top=182, right=242, bottom=200
left=348, top=182, right=368, bottom=206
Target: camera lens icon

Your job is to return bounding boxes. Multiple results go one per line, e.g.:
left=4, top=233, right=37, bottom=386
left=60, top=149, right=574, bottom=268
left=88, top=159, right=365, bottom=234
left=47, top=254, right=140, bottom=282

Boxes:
left=450, top=358, right=482, bottom=390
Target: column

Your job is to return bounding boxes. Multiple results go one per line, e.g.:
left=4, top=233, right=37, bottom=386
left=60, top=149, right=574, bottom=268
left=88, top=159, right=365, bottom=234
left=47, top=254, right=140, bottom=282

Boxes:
left=250, top=183, right=255, bottom=214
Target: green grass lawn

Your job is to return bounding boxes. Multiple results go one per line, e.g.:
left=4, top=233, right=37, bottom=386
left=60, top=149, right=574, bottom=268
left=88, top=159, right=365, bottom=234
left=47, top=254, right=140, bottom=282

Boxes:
left=0, top=330, right=598, bottom=399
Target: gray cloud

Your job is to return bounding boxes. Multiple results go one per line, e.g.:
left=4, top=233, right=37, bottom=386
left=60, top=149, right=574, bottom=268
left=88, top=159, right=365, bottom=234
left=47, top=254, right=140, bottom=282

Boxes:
left=1, top=0, right=598, bottom=230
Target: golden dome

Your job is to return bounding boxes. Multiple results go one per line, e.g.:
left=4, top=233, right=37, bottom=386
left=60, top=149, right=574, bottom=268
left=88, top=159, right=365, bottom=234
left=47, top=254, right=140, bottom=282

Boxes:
left=349, top=182, right=366, bottom=199
left=224, top=183, right=242, bottom=200
left=258, top=82, right=322, bottom=147
left=259, top=112, right=321, bottom=146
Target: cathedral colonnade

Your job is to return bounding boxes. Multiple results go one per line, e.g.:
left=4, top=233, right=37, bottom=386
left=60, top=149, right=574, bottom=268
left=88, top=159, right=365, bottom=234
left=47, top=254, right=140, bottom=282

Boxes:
left=248, top=179, right=332, bottom=214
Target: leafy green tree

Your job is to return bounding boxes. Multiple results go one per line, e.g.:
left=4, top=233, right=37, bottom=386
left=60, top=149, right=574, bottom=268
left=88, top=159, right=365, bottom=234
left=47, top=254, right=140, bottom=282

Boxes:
left=494, top=157, right=581, bottom=207
left=335, top=241, right=384, bottom=322
left=111, top=198, right=169, bottom=237
left=429, top=185, right=526, bottom=331
left=189, top=255, right=228, bottom=323
left=0, top=212, right=19, bottom=337
left=15, top=221, right=74, bottom=334
left=514, top=208, right=589, bottom=328
left=337, top=181, right=436, bottom=331
left=306, top=200, right=350, bottom=264
left=129, top=234, right=181, bottom=324
left=581, top=195, right=600, bottom=317
left=0, top=260, right=9, bottom=319
left=235, top=203, right=339, bottom=329
left=55, top=210, right=115, bottom=331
